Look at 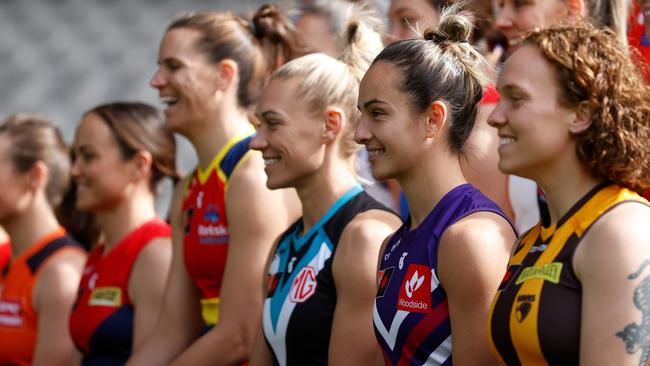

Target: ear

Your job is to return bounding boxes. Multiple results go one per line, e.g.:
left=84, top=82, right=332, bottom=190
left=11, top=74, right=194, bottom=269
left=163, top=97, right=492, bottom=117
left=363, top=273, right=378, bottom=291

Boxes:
left=423, top=101, right=448, bottom=139
left=216, top=59, right=238, bottom=90
left=322, top=107, right=344, bottom=143
left=130, top=150, right=153, bottom=182
left=569, top=101, right=593, bottom=134
left=565, top=0, right=586, bottom=18
left=27, top=161, right=49, bottom=192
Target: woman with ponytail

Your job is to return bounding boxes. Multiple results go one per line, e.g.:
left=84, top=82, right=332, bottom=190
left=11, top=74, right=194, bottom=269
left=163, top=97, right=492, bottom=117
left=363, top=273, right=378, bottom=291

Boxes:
left=0, top=114, right=87, bottom=366
left=128, top=4, right=301, bottom=366
left=249, top=4, right=402, bottom=365
left=68, top=102, right=180, bottom=365
left=357, top=5, right=516, bottom=365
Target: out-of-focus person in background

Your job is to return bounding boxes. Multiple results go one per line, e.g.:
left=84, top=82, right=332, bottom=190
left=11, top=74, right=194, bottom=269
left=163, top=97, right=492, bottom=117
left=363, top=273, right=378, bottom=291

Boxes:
left=0, top=114, right=87, bottom=366
left=127, top=4, right=301, bottom=366
left=249, top=4, right=402, bottom=365
left=488, top=22, right=650, bottom=366
left=68, top=102, right=180, bottom=365
left=629, top=0, right=650, bottom=82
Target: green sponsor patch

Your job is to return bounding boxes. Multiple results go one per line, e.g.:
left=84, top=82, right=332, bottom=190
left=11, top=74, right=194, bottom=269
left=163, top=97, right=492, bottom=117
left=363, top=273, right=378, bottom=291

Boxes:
left=515, top=263, right=563, bottom=285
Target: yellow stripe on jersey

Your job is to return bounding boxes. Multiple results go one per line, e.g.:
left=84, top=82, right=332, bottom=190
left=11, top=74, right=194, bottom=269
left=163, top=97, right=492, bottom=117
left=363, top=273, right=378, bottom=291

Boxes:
left=201, top=297, right=221, bottom=326
left=196, top=127, right=255, bottom=186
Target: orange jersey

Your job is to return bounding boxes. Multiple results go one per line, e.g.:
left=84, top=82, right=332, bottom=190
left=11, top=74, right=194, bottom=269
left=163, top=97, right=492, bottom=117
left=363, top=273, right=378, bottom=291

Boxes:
left=0, top=228, right=84, bottom=365
left=182, top=132, right=254, bottom=326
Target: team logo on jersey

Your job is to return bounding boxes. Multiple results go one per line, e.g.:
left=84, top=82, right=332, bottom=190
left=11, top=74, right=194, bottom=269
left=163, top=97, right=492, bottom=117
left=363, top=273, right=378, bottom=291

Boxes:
left=290, top=266, right=317, bottom=303
left=498, top=264, right=522, bottom=291
left=0, top=297, right=23, bottom=328
left=516, top=262, right=563, bottom=285
left=376, top=267, right=395, bottom=298
left=89, top=287, right=122, bottom=307
left=397, top=264, right=432, bottom=313
left=383, top=238, right=402, bottom=261
left=204, top=204, right=219, bottom=223
left=529, top=244, right=548, bottom=254
left=516, top=294, right=535, bottom=322
left=398, top=252, right=408, bottom=270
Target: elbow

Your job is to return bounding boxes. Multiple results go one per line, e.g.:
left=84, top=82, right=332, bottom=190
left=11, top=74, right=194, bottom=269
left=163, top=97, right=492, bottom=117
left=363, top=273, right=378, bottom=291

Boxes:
left=227, top=323, right=257, bottom=362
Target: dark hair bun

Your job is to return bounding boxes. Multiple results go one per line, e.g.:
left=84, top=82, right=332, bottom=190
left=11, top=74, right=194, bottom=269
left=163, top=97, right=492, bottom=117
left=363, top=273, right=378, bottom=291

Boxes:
left=423, top=5, right=474, bottom=44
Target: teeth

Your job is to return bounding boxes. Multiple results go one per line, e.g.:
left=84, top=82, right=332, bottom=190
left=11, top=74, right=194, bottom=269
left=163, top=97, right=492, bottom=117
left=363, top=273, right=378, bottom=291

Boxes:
left=160, top=96, right=178, bottom=105
left=508, top=38, right=522, bottom=46
left=367, top=149, right=385, bottom=159
left=264, top=158, right=280, bottom=166
left=500, top=137, right=516, bottom=146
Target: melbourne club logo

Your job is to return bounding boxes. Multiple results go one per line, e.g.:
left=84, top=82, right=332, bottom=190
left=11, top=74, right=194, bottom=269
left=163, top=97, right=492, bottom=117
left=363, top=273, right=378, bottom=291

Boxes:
left=290, top=266, right=317, bottom=303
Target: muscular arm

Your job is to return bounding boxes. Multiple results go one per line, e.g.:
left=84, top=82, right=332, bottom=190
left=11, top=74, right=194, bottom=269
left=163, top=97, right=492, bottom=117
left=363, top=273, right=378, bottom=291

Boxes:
left=329, top=209, right=402, bottom=366
left=127, top=178, right=203, bottom=366
left=32, top=250, right=86, bottom=366
left=438, top=212, right=515, bottom=366
left=171, top=154, right=299, bottom=366
left=128, top=237, right=172, bottom=349
left=576, top=202, right=650, bottom=366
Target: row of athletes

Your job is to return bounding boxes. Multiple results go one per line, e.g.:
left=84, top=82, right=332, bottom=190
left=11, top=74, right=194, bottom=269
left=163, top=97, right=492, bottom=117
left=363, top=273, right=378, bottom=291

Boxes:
left=1, top=0, right=650, bottom=365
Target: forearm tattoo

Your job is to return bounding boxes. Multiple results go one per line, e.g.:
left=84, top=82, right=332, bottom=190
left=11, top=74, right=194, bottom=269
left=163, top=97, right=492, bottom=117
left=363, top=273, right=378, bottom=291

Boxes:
left=616, top=260, right=650, bottom=366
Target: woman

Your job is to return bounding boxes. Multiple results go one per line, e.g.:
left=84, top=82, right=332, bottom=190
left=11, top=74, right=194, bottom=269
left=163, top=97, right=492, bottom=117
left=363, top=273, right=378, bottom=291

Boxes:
left=356, top=5, right=517, bottom=365
left=249, top=6, right=402, bottom=366
left=68, top=102, right=179, bottom=365
left=128, top=5, right=301, bottom=365
left=488, top=23, right=650, bottom=366
left=0, top=114, right=87, bottom=366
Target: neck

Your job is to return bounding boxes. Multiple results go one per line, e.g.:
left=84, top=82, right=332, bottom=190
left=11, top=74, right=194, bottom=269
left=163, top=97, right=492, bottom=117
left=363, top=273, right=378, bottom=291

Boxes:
left=96, top=189, right=157, bottom=253
left=190, top=106, right=252, bottom=170
left=4, top=196, right=61, bottom=257
left=399, top=149, right=466, bottom=229
left=296, top=156, right=359, bottom=234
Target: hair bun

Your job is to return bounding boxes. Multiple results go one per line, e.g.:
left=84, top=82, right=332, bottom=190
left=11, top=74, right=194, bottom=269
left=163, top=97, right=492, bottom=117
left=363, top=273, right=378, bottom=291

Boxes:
left=423, top=4, right=474, bottom=44
left=251, top=4, right=282, bottom=40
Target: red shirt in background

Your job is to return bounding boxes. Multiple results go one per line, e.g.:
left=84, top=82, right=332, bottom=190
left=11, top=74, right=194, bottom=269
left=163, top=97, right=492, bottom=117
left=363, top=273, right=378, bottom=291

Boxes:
left=0, top=243, right=10, bottom=273
left=629, top=1, right=650, bottom=82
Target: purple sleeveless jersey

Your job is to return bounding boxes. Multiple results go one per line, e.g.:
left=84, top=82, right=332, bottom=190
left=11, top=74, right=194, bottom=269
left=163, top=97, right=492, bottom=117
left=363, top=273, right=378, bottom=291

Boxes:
left=373, top=184, right=513, bottom=366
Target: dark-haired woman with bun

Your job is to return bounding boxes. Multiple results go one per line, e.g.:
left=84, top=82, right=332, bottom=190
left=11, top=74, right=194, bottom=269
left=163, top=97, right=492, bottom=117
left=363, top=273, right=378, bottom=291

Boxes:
left=357, top=5, right=516, bottom=365
left=128, top=5, right=301, bottom=366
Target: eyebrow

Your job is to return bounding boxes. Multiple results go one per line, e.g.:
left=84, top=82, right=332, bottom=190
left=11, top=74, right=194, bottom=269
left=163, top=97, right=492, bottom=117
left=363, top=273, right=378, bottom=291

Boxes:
left=359, top=99, right=389, bottom=110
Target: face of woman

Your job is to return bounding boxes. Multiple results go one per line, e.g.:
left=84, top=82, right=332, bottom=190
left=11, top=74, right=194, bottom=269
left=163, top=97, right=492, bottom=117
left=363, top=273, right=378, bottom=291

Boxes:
left=71, top=113, right=138, bottom=213
left=295, top=13, right=339, bottom=57
left=356, top=62, right=429, bottom=181
left=387, top=0, right=440, bottom=42
left=487, top=45, right=579, bottom=179
left=0, top=135, right=32, bottom=224
left=150, top=28, right=221, bottom=135
left=493, top=0, right=569, bottom=54
left=250, top=77, right=327, bottom=190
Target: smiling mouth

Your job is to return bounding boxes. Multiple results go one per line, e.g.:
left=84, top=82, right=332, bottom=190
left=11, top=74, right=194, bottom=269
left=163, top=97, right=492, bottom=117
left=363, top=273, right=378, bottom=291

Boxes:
left=499, top=137, right=516, bottom=146
left=367, top=148, right=385, bottom=161
left=264, top=158, right=281, bottom=166
left=160, top=96, right=178, bottom=107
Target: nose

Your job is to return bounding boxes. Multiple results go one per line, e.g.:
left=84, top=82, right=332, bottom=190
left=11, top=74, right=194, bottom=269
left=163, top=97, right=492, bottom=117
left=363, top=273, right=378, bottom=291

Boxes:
left=150, top=67, right=165, bottom=89
left=494, top=3, right=514, bottom=33
left=354, top=116, right=372, bottom=145
left=70, top=153, right=81, bottom=179
left=487, top=102, right=506, bottom=129
left=249, top=130, right=268, bottom=151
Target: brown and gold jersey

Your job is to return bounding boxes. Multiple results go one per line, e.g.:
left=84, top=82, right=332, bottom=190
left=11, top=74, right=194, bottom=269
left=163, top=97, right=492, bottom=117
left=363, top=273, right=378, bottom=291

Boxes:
left=488, top=183, right=648, bottom=365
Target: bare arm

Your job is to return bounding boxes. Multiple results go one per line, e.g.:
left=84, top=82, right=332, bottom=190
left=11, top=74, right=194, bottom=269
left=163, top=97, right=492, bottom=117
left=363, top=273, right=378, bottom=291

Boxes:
left=129, top=237, right=172, bottom=349
left=576, top=202, right=650, bottom=366
left=329, top=210, right=402, bottom=366
left=438, top=212, right=515, bottom=366
left=171, top=154, right=299, bottom=366
left=127, top=178, right=203, bottom=366
left=32, top=249, right=86, bottom=366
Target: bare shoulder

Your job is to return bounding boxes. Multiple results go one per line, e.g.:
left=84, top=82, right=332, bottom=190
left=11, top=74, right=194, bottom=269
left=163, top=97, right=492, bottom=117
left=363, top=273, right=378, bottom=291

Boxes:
left=134, top=237, right=172, bottom=267
left=34, top=249, right=86, bottom=309
left=442, top=211, right=516, bottom=249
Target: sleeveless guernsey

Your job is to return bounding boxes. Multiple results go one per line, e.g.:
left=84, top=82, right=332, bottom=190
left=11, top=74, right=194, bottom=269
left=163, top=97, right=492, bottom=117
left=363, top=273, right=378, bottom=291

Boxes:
left=0, top=228, right=84, bottom=365
left=263, top=185, right=396, bottom=366
left=489, top=183, right=648, bottom=365
left=182, top=132, right=254, bottom=327
left=374, top=184, right=512, bottom=366
left=69, top=218, right=170, bottom=365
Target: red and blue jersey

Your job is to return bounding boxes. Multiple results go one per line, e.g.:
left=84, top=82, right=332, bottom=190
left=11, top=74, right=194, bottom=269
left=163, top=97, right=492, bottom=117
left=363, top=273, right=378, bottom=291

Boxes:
left=69, top=218, right=170, bottom=365
left=629, top=1, right=650, bottom=82
left=0, top=228, right=84, bottom=366
left=182, top=132, right=254, bottom=327
left=374, top=184, right=513, bottom=366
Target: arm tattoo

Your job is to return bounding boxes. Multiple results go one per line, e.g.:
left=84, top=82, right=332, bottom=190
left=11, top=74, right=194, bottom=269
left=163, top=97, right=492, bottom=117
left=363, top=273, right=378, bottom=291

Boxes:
left=616, top=259, right=650, bottom=366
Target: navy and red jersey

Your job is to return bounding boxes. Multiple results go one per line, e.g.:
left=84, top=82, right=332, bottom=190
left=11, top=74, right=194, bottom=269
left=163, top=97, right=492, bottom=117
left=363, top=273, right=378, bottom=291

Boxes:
left=69, top=218, right=170, bottom=365
left=0, top=228, right=84, bottom=366
left=374, top=184, right=513, bottom=366
left=182, top=131, right=253, bottom=327
left=0, top=242, right=10, bottom=274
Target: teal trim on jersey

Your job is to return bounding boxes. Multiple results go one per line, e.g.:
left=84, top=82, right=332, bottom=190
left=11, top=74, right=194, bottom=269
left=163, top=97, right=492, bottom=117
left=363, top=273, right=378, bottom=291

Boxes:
left=268, top=184, right=362, bottom=332
left=291, top=184, right=363, bottom=251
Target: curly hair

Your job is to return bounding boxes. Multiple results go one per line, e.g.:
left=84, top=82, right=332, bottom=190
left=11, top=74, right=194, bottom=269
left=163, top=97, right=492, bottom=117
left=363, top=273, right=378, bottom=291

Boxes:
left=524, top=22, right=650, bottom=192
